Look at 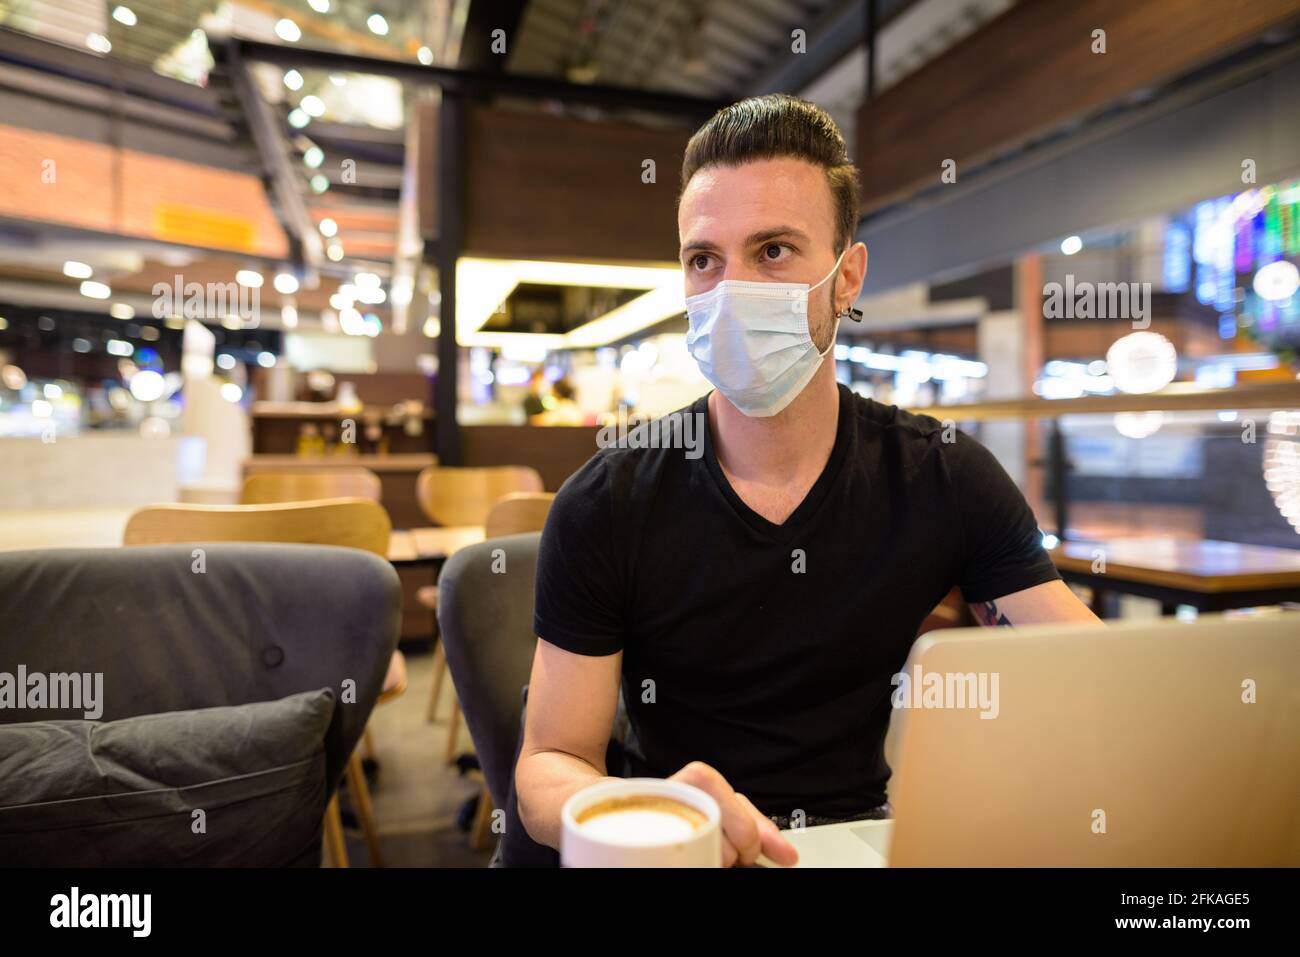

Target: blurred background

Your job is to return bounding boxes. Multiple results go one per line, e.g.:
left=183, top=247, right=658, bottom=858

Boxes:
left=1, top=1, right=1297, bottom=547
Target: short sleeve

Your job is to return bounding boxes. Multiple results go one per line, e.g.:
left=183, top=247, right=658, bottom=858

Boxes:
left=949, top=432, right=1061, bottom=604
left=533, top=454, right=625, bottom=656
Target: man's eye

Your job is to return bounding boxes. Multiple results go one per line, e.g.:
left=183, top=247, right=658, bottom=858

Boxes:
left=691, top=255, right=711, bottom=270
left=763, top=243, right=787, bottom=261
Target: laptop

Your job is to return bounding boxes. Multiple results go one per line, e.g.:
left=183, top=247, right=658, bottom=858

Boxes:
left=784, top=611, right=1300, bottom=867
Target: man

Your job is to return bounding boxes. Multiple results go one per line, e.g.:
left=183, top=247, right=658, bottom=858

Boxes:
left=532, top=377, right=585, bottom=426
left=515, top=94, right=1101, bottom=867
left=521, top=368, right=547, bottom=421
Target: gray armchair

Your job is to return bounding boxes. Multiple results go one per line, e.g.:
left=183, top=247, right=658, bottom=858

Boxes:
left=0, top=543, right=401, bottom=865
left=436, top=532, right=635, bottom=867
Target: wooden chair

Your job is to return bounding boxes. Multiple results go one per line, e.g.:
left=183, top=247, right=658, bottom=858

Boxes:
left=239, top=468, right=382, bottom=505
left=484, top=492, right=556, bottom=539
left=122, top=499, right=394, bottom=869
left=415, top=465, right=543, bottom=527
left=916, top=586, right=974, bottom=637
left=415, top=468, right=545, bottom=744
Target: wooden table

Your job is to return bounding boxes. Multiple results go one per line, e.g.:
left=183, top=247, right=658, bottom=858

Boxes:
left=0, top=509, right=486, bottom=563
left=1051, top=537, right=1300, bottom=614
left=387, top=526, right=486, bottom=565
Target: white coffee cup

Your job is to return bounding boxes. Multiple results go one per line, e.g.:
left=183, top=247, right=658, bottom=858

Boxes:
left=560, top=778, right=722, bottom=867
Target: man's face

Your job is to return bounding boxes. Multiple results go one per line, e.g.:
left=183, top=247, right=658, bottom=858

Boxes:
left=678, top=157, right=864, bottom=353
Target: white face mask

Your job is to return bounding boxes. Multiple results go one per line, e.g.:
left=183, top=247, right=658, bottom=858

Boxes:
left=685, top=250, right=847, bottom=417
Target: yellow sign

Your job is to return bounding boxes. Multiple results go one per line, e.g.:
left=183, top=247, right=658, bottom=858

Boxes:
left=154, top=203, right=257, bottom=251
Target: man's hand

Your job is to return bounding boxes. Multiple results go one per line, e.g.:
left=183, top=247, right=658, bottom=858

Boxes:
left=669, top=761, right=799, bottom=867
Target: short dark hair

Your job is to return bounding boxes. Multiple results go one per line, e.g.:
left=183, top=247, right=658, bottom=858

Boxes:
left=679, top=94, right=860, bottom=252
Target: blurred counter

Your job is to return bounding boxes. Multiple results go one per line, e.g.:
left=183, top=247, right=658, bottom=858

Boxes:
left=0, top=434, right=190, bottom=509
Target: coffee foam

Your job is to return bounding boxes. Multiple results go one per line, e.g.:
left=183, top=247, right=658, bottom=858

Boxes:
left=575, top=795, right=707, bottom=845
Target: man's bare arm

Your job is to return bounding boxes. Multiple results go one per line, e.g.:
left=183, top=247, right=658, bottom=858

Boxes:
left=514, top=638, right=800, bottom=866
left=970, top=579, right=1103, bottom=627
left=514, top=638, right=623, bottom=850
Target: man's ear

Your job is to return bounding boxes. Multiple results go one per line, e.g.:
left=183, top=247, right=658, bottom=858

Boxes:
left=852, top=241, right=869, bottom=288
left=840, top=240, right=868, bottom=303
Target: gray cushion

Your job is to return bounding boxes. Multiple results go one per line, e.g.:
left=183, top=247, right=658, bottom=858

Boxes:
left=0, top=688, right=335, bottom=866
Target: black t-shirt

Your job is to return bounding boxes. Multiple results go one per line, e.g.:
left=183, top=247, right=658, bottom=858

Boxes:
left=533, top=383, right=1060, bottom=819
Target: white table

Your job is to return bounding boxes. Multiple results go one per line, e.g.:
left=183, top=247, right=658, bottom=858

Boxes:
left=0, top=506, right=133, bottom=552
left=780, top=819, right=893, bottom=868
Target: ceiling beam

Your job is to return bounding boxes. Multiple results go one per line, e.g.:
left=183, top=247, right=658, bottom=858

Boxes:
left=213, top=40, right=324, bottom=275
left=223, top=35, right=728, bottom=121
left=458, top=0, right=530, bottom=71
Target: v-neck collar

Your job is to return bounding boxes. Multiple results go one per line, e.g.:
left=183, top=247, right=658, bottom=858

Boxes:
left=701, top=384, right=854, bottom=542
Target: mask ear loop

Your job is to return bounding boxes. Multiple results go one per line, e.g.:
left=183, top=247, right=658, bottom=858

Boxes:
left=809, top=247, right=849, bottom=294
left=814, top=249, right=854, bottom=357
left=817, top=311, right=842, bottom=359
left=818, top=247, right=864, bottom=323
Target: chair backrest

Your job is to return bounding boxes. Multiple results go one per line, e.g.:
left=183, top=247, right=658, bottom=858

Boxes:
left=438, top=531, right=633, bottom=866
left=0, top=543, right=401, bottom=791
left=416, top=466, right=544, bottom=526
left=123, top=498, right=391, bottom=558
left=484, top=492, right=556, bottom=539
left=436, top=533, right=542, bottom=811
left=240, top=468, right=382, bottom=505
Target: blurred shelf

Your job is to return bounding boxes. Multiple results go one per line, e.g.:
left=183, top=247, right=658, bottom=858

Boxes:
left=906, top=380, right=1300, bottom=421
left=244, top=454, right=435, bottom=472
left=251, top=401, right=432, bottom=419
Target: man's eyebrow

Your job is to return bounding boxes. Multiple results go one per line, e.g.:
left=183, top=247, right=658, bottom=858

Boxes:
left=743, top=226, right=810, bottom=246
left=679, top=226, right=811, bottom=257
left=679, top=238, right=721, bottom=257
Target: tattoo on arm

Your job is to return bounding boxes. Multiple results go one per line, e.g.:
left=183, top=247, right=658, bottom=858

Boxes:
left=973, top=601, right=1012, bottom=627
